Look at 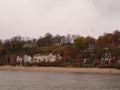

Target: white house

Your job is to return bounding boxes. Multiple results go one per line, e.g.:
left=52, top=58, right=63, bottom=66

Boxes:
left=16, top=56, right=23, bottom=65
left=23, top=54, right=32, bottom=63
left=33, top=54, right=50, bottom=63
left=33, top=54, right=42, bottom=63
left=33, top=53, right=62, bottom=63
left=101, top=53, right=115, bottom=64
left=16, top=55, right=33, bottom=65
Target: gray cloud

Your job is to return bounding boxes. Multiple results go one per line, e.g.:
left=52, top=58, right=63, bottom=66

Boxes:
left=93, top=0, right=120, bottom=16
left=0, top=0, right=120, bottom=40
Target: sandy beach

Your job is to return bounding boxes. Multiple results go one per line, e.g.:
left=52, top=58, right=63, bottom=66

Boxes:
left=0, top=66, right=120, bottom=74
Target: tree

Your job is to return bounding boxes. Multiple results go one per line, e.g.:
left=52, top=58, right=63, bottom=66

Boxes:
left=66, top=34, right=72, bottom=45
left=10, top=36, right=24, bottom=52
left=86, top=36, right=96, bottom=44
left=63, top=46, right=75, bottom=62
left=74, top=36, right=86, bottom=51
left=96, top=36, right=104, bottom=48
left=37, top=33, right=53, bottom=47
left=3, top=40, right=11, bottom=52
left=53, top=35, right=62, bottom=46
left=0, top=40, right=3, bottom=63
left=0, top=40, right=3, bottom=54
left=86, top=36, right=96, bottom=50
left=113, top=30, right=120, bottom=46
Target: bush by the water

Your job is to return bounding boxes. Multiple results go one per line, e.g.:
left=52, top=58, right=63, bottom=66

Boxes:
left=99, top=63, right=120, bottom=69
left=83, top=64, right=93, bottom=68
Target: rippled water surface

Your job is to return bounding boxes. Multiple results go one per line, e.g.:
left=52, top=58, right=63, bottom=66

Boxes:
left=0, top=70, right=120, bottom=90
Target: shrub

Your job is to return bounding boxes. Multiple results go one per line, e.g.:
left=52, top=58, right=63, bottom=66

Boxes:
left=83, top=64, right=93, bottom=68
left=99, top=63, right=120, bottom=69
left=116, top=64, right=120, bottom=69
left=0, top=61, right=4, bottom=66
left=66, top=63, right=80, bottom=68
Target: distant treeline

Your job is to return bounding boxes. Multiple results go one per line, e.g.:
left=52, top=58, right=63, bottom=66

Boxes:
left=0, top=30, right=120, bottom=68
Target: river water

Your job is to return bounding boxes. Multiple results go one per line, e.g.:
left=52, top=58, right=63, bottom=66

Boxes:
left=0, top=70, right=120, bottom=90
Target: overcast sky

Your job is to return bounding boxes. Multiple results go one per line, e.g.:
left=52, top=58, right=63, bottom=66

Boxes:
left=0, top=0, right=120, bottom=40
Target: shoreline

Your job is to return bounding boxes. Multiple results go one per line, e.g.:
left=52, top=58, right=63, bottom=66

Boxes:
left=0, top=66, right=120, bottom=74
